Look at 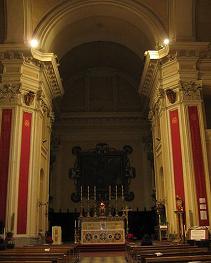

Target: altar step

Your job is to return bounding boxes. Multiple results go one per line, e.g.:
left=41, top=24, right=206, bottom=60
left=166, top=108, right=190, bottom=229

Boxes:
left=78, top=243, right=126, bottom=252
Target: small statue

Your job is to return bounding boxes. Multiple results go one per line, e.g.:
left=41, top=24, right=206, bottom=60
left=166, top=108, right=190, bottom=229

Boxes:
left=99, top=202, right=105, bottom=216
left=176, top=195, right=184, bottom=211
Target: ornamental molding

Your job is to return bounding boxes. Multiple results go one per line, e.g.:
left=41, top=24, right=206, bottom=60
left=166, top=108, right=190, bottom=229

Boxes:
left=35, top=88, right=51, bottom=115
left=0, top=46, right=63, bottom=99
left=0, top=83, right=21, bottom=101
left=180, top=80, right=202, bottom=96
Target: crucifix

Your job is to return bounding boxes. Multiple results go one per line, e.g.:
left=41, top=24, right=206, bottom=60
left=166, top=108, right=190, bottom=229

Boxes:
left=122, top=205, right=132, bottom=235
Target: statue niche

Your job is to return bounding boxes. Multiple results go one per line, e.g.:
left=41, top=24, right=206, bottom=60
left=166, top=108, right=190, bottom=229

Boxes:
left=69, top=143, right=135, bottom=203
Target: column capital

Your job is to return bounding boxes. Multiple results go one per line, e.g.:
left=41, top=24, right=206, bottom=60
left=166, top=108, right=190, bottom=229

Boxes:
left=0, top=44, right=63, bottom=100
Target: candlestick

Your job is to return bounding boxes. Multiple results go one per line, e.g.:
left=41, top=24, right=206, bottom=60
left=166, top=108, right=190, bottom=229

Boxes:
left=115, top=185, right=117, bottom=201
left=87, top=185, right=89, bottom=200
left=109, top=185, right=111, bottom=201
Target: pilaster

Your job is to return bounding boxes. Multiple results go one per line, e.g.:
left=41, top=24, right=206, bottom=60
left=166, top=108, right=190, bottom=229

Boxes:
left=139, top=42, right=211, bottom=237
left=0, top=45, right=63, bottom=241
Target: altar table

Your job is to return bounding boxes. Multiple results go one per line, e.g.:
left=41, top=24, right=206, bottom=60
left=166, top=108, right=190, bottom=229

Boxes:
left=80, top=217, right=125, bottom=244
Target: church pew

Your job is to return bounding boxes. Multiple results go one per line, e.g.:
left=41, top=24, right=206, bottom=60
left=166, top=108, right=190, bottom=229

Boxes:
left=0, top=244, right=79, bottom=263
left=143, top=254, right=211, bottom=262
left=135, top=248, right=210, bottom=263
left=129, top=247, right=207, bottom=263
left=126, top=244, right=197, bottom=263
left=0, top=252, right=66, bottom=263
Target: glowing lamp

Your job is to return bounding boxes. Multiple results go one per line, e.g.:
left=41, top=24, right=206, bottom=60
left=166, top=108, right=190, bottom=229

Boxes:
left=30, top=39, right=39, bottom=48
left=163, top=38, right=170, bottom=45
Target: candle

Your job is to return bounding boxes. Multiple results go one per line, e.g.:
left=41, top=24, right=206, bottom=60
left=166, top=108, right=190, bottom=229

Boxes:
left=122, top=185, right=124, bottom=201
left=80, top=186, right=83, bottom=201
left=94, top=186, right=96, bottom=201
left=74, top=220, right=76, bottom=228
left=109, top=185, right=111, bottom=201
left=87, top=185, right=89, bottom=200
left=115, top=185, right=117, bottom=201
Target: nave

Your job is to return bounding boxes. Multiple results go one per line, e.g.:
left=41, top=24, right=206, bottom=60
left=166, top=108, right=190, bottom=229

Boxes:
left=80, top=252, right=126, bottom=263
left=1, top=241, right=211, bottom=262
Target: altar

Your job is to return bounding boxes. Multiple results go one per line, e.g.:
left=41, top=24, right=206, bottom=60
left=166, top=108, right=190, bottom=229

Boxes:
left=80, top=217, right=125, bottom=245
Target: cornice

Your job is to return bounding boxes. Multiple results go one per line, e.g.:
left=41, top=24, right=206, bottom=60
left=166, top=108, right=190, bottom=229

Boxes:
left=56, top=111, right=149, bottom=129
left=0, top=45, right=63, bottom=100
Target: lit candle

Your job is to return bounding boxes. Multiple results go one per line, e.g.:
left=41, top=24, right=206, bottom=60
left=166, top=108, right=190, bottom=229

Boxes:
left=87, top=185, right=89, bottom=200
left=115, top=185, right=118, bottom=201
left=80, top=186, right=83, bottom=201
left=109, top=185, right=111, bottom=201
left=122, top=185, right=124, bottom=201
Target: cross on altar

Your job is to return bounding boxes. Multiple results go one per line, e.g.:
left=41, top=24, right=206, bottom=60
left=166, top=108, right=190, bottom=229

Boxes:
left=122, top=205, right=132, bottom=235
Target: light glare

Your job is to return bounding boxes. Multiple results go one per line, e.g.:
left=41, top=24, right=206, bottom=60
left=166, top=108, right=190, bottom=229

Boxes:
left=163, top=38, right=170, bottom=45
left=30, top=39, right=39, bottom=48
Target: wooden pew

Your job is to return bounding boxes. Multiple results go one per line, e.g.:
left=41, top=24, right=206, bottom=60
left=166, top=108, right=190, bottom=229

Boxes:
left=126, top=244, right=198, bottom=263
left=0, top=254, right=64, bottom=263
left=136, top=248, right=210, bottom=263
left=0, top=244, right=79, bottom=263
left=143, top=254, right=211, bottom=262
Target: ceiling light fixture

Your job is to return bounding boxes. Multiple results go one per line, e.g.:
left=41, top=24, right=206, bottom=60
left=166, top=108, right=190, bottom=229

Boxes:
left=163, top=38, right=170, bottom=46
left=30, top=39, right=39, bottom=48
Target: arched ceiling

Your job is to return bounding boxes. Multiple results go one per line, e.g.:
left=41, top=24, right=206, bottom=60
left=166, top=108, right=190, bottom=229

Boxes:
left=60, top=41, right=143, bottom=85
left=34, top=0, right=167, bottom=60
left=33, top=0, right=167, bottom=115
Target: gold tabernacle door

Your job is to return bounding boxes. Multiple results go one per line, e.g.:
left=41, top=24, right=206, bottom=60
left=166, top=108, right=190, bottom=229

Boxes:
left=80, top=217, right=125, bottom=244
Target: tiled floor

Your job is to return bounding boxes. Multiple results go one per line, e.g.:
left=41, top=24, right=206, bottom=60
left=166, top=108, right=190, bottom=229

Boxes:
left=80, top=251, right=126, bottom=263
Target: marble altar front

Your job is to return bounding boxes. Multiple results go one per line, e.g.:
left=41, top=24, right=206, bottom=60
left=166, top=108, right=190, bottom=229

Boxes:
left=80, top=217, right=125, bottom=244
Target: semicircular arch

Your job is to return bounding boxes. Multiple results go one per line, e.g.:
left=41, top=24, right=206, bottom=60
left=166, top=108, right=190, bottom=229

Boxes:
left=33, top=0, right=167, bottom=59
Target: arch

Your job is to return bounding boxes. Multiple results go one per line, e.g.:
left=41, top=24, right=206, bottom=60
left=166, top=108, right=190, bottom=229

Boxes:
left=33, top=0, right=167, bottom=59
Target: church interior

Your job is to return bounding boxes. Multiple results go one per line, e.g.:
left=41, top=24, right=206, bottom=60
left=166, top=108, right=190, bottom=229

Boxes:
left=1, top=0, right=211, bottom=262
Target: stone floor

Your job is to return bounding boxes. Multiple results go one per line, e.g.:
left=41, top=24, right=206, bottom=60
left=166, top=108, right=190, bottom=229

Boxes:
left=80, top=251, right=126, bottom=263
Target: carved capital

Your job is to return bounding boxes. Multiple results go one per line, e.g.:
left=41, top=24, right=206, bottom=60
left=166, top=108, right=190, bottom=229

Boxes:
left=180, top=80, right=202, bottom=96
left=0, top=83, right=21, bottom=102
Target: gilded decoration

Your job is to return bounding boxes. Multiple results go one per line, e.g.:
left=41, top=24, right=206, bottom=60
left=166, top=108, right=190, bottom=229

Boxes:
left=179, top=80, right=202, bottom=102
left=0, top=83, right=21, bottom=101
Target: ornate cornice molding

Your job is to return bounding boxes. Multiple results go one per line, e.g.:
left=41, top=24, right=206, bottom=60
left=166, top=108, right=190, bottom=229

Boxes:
left=0, top=83, right=21, bottom=102
left=0, top=45, right=63, bottom=100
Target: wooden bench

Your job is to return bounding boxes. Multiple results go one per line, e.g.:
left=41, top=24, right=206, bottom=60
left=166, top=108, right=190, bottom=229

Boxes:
left=143, top=254, right=211, bottom=262
left=137, top=249, right=211, bottom=263
left=0, top=244, right=79, bottom=263
left=126, top=244, right=199, bottom=263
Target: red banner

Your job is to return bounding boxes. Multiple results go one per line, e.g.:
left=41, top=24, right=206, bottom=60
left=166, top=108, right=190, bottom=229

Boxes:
left=17, top=112, right=32, bottom=234
left=188, top=106, right=209, bottom=226
left=0, top=109, right=12, bottom=224
left=169, top=110, right=185, bottom=205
